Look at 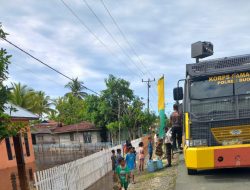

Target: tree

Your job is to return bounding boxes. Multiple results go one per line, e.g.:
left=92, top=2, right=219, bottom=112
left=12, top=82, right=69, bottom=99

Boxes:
left=30, top=91, right=53, bottom=118
left=0, top=24, right=10, bottom=112
left=9, top=82, right=34, bottom=109
left=54, top=95, right=85, bottom=125
left=100, top=75, right=134, bottom=140
left=102, top=75, right=133, bottom=121
left=10, top=82, right=53, bottom=119
left=65, top=77, right=87, bottom=99
left=106, top=121, right=119, bottom=143
left=0, top=24, right=23, bottom=140
left=120, top=96, right=157, bottom=139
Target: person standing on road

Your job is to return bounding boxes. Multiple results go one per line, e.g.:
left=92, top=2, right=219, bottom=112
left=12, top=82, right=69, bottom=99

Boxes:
left=125, top=147, right=136, bottom=184
left=116, top=158, right=130, bottom=190
left=170, top=104, right=183, bottom=151
left=138, top=142, right=145, bottom=174
left=148, top=137, right=153, bottom=160
left=116, top=149, right=123, bottom=166
left=155, top=139, right=164, bottom=159
left=111, top=150, right=117, bottom=176
left=164, top=127, right=173, bottom=167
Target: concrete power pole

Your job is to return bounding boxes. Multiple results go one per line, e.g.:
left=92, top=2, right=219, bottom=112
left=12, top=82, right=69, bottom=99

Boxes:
left=142, top=78, right=155, bottom=135
left=142, top=78, right=155, bottom=114
left=118, top=97, right=121, bottom=144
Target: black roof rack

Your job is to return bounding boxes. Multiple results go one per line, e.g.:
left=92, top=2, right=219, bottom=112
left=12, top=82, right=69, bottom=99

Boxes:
left=187, top=54, right=250, bottom=77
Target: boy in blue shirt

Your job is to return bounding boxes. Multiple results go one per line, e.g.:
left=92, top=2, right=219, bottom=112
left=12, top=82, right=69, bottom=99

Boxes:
left=125, top=146, right=136, bottom=184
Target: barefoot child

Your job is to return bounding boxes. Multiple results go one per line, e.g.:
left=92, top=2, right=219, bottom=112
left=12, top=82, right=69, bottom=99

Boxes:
left=111, top=150, right=117, bottom=175
left=155, top=139, right=163, bottom=159
left=148, top=137, right=153, bottom=160
left=138, top=142, right=145, bottom=174
left=126, top=147, right=136, bottom=184
left=116, top=158, right=130, bottom=190
left=164, top=127, right=173, bottom=167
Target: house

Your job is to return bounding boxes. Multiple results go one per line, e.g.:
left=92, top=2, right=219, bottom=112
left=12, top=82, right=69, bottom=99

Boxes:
left=0, top=103, right=38, bottom=170
left=53, top=121, right=102, bottom=144
left=31, top=120, right=61, bottom=144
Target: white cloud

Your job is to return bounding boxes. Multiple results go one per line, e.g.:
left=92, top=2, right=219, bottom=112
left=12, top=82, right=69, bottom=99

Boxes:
left=1, top=0, right=250, bottom=113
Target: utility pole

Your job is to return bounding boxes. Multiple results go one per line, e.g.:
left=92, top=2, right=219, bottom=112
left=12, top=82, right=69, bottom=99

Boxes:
left=142, top=78, right=155, bottom=114
left=118, top=97, right=121, bottom=145
left=142, top=78, right=155, bottom=136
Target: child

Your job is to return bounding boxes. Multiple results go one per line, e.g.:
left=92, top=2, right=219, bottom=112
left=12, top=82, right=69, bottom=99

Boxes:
left=164, top=127, right=173, bottom=167
left=116, top=157, right=130, bottom=190
left=111, top=150, right=117, bottom=175
left=116, top=149, right=123, bottom=166
left=155, top=139, right=163, bottom=159
left=126, top=147, right=136, bottom=184
left=148, top=137, right=153, bottom=160
left=138, top=142, right=145, bottom=174
left=132, top=147, right=137, bottom=167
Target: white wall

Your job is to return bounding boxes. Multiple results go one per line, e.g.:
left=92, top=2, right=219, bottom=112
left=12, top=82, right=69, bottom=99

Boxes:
left=56, top=131, right=102, bottom=144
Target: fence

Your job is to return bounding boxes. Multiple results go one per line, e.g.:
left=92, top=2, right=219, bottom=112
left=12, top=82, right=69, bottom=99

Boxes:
left=34, top=138, right=143, bottom=190
left=34, top=142, right=113, bottom=170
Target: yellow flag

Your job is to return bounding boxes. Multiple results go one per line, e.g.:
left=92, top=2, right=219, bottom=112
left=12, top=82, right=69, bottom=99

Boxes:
left=157, top=76, right=165, bottom=111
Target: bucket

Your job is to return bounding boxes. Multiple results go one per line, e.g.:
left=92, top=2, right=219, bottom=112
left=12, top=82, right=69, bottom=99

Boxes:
left=156, top=159, right=163, bottom=169
left=147, top=160, right=155, bottom=172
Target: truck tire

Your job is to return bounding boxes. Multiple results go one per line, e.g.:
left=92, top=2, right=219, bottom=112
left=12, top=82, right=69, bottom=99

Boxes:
left=187, top=169, right=197, bottom=175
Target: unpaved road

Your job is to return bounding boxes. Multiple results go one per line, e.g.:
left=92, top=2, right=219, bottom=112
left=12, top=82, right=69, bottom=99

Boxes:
left=176, top=155, right=250, bottom=190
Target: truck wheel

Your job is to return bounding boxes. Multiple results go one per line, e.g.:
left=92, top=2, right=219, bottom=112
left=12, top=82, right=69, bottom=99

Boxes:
left=187, top=169, right=197, bottom=175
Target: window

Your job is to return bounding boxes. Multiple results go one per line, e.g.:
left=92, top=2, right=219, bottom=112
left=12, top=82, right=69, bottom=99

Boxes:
left=190, top=78, right=233, bottom=99
left=190, top=72, right=250, bottom=99
left=5, top=137, right=13, bottom=160
left=70, top=133, right=74, bottom=141
left=37, top=135, right=43, bottom=141
left=83, top=132, right=92, bottom=143
left=24, top=133, right=30, bottom=157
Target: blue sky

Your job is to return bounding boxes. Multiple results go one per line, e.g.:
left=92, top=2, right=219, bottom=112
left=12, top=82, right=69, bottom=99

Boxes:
left=1, top=0, right=250, bottom=115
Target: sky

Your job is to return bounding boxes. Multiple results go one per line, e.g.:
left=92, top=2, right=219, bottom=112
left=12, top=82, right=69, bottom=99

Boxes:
left=1, top=0, right=250, bottom=115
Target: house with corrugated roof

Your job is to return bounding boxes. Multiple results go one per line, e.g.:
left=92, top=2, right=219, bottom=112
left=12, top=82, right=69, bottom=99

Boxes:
left=53, top=121, right=102, bottom=144
left=31, top=120, right=61, bottom=144
left=0, top=102, right=39, bottom=170
left=31, top=121, right=103, bottom=145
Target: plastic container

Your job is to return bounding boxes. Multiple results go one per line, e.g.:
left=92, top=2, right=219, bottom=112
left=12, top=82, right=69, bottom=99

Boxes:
left=147, top=160, right=155, bottom=172
left=156, top=159, right=163, bottom=170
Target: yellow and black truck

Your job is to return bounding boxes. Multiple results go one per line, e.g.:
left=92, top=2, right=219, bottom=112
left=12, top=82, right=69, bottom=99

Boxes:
left=174, top=50, right=250, bottom=175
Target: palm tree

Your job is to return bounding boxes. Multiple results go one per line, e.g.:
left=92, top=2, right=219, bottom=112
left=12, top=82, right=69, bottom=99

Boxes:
left=65, top=78, right=87, bottom=99
left=9, top=82, right=34, bottom=109
left=10, top=82, right=54, bottom=119
left=30, top=91, right=53, bottom=118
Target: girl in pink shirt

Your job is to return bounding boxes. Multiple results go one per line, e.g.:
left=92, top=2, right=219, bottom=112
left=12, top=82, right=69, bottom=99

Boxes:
left=138, top=142, right=145, bottom=174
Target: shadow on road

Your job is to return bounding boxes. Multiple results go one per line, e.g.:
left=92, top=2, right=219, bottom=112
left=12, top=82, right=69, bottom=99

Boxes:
left=198, top=167, right=250, bottom=181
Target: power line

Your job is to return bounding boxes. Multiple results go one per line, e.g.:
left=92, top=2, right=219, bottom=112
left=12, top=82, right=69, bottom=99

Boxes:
left=82, top=0, right=145, bottom=77
left=12, top=63, right=65, bottom=87
left=100, top=0, right=155, bottom=79
left=60, top=0, right=155, bottom=109
left=1, top=37, right=100, bottom=96
left=100, top=0, right=159, bottom=102
left=60, top=0, right=141, bottom=80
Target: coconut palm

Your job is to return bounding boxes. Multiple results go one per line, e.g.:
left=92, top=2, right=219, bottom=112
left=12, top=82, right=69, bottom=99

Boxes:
left=65, top=77, right=87, bottom=99
left=10, top=82, right=54, bottom=119
left=9, top=82, right=34, bottom=109
left=30, top=91, right=53, bottom=118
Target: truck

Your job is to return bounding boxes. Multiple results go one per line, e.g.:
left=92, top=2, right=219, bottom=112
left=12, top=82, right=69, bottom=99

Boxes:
left=174, top=43, right=250, bottom=175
